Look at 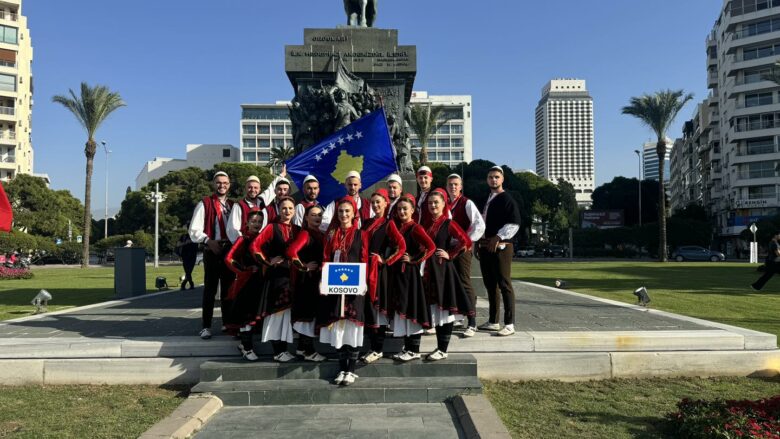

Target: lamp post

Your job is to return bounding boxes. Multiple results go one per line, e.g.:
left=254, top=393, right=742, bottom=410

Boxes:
left=101, top=141, right=111, bottom=239
left=145, top=183, right=167, bottom=268
left=634, top=149, right=642, bottom=227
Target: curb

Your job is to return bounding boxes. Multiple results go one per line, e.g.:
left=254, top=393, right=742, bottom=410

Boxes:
left=454, top=394, right=512, bottom=438
left=138, top=394, right=222, bottom=439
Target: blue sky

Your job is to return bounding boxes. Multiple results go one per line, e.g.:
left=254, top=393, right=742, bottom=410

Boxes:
left=26, top=0, right=718, bottom=211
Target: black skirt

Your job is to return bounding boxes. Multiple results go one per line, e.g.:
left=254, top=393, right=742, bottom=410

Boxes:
left=426, top=256, right=475, bottom=319
left=257, top=264, right=293, bottom=318
left=390, top=262, right=431, bottom=329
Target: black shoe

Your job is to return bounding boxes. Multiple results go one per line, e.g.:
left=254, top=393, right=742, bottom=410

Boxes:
left=751, top=284, right=761, bottom=291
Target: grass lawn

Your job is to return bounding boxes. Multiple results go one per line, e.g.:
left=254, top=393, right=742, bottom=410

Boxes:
left=0, top=385, right=186, bottom=438
left=0, top=265, right=204, bottom=321
left=484, top=376, right=780, bottom=439
left=513, top=261, right=780, bottom=338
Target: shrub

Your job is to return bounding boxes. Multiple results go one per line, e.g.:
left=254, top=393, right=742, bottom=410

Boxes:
left=667, top=396, right=780, bottom=438
left=0, top=266, right=33, bottom=280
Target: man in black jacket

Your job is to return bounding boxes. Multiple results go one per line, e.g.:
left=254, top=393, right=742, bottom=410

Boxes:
left=478, top=166, right=521, bottom=336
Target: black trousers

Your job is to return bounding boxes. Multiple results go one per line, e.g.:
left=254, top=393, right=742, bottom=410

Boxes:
left=202, top=246, right=234, bottom=329
left=453, top=250, right=476, bottom=326
left=478, top=243, right=515, bottom=325
left=182, top=254, right=196, bottom=288
left=753, top=261, right=778, bottom=291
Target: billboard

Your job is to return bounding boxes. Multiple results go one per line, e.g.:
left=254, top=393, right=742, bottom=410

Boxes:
left=581, top=210, right=624, bottom=229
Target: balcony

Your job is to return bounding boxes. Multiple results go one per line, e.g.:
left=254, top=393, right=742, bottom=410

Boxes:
left=0, top=155, right=14, bottom=168
left=0, top=130, right=15, bottom=144
left=0, top=10, right=17, bottom=22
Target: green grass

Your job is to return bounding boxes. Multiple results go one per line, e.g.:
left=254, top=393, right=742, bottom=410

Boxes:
left=0, top=385, right=187, bottom=438
left=0, top=265, right=204, bottom=321
left=513, top=261, right=780, bottom=338
left=484, top=376, right=780, bottom=439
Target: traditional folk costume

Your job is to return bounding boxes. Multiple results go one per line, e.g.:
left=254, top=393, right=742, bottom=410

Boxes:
left=424, top=189, right=475, bottom=360
left=286, top=225, right=327, bottom=361
left=250, top=217, right=300, bottom=361
left=318, top=197, right=370, bottom=385
left=225, top=223, right=264, bottom=361
left=390, top=195, right=436, bottom=361
left=361, top=190, right=406, bottom=362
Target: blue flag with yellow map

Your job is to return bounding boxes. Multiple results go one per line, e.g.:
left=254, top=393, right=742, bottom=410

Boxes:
left=285, top=107, right=397, bottom=206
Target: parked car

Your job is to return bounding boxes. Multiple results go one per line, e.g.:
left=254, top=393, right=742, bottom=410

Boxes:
left=671, top=246, right=725, bottom=262
left=543, top=245, right=566, bottom=257
left=515, top=246, right=536, bottom=257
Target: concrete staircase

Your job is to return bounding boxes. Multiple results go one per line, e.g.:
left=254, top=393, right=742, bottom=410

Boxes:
left=191, top=354, right=482, bottom=406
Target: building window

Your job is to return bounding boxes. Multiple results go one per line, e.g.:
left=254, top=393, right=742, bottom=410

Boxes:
left=242, top=152, right=256, bottom=162
left=258, top=125, right=270, bottom=134
left=223, top=148, right=231, bottom=158
left=0, top=73, right=14, bottom=92
left=746, top=161, right=776, bottom=178
left=242, top=124, right=256, bottom=135
left=271, top=125, right=285, bottom=134
left=450, top=124, right=464, bottom=134
left=438, top=138, right=451, bottom=148
left=259, top=152, right=271, bottom=162
left=745, top=92, right=773, bottom=107
left=451, top=138, right=464, bottom=147
left=241, top=108, right=289, bottom=120
left=437, top=125, right=450, bottom=135
left=452, top=151, right=464, bottom=161
left=242, top=138, right=256, bottom=148
left=748, top=185, right=775, bottom=199
left=259, top=139, right=270, bottom=148
left=0, top=26, right=16, bottom=45
left=742, top=44, right=779, bottom=61
left=272, top=139, right=284, bottom=148
left=746, top=137, right=775, bottom=154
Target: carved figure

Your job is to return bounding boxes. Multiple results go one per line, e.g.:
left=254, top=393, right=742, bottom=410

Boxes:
left=331, top=88, right=360, bottom=131
left=388, top=113, right=414, bottom=174
left=343, top=0, right=377, bottom=27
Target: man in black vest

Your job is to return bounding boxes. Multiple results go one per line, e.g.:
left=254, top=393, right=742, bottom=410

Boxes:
left=294, top=175, right=320, bottom=226
left=478, top=166, right=521, bottom=336
left=226, top=167, right=287, bottom=243
left=188, top=171, right=234, bottom=339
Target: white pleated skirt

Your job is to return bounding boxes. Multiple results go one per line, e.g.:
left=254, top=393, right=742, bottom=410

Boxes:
left=261, top=309, right=293, bottom=343
left=293, top=321, right=316, bottom=338
left=319, top=319, right=364, bottom=349
left=430, top=305, right=464, bottom=328
left=391, top=312, right=423, bottom=337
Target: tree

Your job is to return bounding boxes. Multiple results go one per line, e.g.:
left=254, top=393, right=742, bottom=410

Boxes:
left=268, top=144, right=295, bottom=175
left=4, top=174, right=84, bottom=239
left=408, top=104, right=449, bottom=165
left=591, top=177, right=663, bottom=227
left=622, top=90, right=692, bottom=261
left=52, top=83, right=125, bottom=267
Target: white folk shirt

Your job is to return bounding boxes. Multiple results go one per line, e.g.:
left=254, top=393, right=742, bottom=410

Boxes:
left=225, top=176, right=282, bottom=243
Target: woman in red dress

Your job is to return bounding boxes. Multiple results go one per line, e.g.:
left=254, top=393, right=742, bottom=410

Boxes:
left=424, top=189, right=474, bottom=361
left=319, top=197, right=369, bottom=386
left=389, top=194, right=436, bottom=362
left=286, top=204, right=327, bottom=362
left=250, top=196, right=298, bottom=362
left=224, top=210, right=264, bottom=361
left=360, top=189, right=405, bottom=363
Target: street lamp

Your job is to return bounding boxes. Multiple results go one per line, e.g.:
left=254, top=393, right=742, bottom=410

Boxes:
left=634, top=149, right=642, bottom=227
left=145, top=183, right=167, bottom=268
left=101, top=141, right=111, bottom=239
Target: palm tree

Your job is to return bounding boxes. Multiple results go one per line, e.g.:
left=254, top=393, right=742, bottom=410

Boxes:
left=408, top=104, right=450, bottom=165
left=622, top=90, right=692, bottom=262
left=269, top=143, right=296, bottom=175
left=52, top=83, right=125, bottom=268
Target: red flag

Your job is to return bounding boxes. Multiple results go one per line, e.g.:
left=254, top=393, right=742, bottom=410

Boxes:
left=0, top=182, right=12, bottom=232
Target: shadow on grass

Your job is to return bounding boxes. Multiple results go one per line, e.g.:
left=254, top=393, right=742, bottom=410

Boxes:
left=557, top=409, right=675, bottom=439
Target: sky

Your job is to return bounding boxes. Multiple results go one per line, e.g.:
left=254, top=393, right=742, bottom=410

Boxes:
left=25, top=0, right=719, bottom=212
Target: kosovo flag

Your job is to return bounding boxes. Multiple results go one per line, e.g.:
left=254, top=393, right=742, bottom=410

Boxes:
left=285, top=107, right=397, bottom=206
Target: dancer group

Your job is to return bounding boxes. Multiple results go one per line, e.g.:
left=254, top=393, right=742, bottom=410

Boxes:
left=189, top=165, right=521, bottom=386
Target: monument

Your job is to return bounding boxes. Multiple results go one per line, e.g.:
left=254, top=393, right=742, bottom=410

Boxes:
left=285, top=4, right=417, bottom=175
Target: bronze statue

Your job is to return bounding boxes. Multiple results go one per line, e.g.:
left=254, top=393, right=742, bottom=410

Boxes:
left=331, top=87, right=360, bottom=131
left=343, top=0, right=377, bottom=27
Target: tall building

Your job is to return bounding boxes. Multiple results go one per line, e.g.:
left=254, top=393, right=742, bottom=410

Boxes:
left=0, top=1, right=33, bottom=181
left=642, top=139, right=672, bottom=182
left=135, top=144, right=238, bottom=189
left=534, top=79, right=594, bottom=206
left=239, top=92, right=473, bottom=168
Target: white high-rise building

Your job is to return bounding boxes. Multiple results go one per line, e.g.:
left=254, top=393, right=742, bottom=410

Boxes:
left=0, top=1, right=33, bottom=181
left=240, top=92, right=473, bottom=168
left=535, top=79, right=594, bottom=206
left=642, top=139, right=672, bottom=182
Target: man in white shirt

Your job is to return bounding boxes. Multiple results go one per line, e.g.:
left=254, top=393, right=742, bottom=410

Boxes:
left=188, top=171, right=234, bottom=340
left=446, top=173, right=486, bottom=337
left=320, top=171, right=374, bottom=231
left=226, top=169, right=286, bottom=243
left=478, top=166, right=521, bottom=336
left=386, top=173, right=403, bottom=220
left=294, top=175, right=320, bottom=226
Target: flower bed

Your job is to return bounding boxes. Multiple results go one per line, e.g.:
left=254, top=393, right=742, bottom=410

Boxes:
left=0, top=266, right=33, bottom=280
left=667, top=396, right=780, bottom=438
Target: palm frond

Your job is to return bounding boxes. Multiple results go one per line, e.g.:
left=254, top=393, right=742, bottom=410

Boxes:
left=52, top=82, right=126, bottom=139
left=408, top=104, right=450, bottom=164
left=621, top=89, right=693, bottom=141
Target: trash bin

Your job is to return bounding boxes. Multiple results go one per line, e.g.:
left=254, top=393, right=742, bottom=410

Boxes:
left=114, top=247, right=146, bottom=298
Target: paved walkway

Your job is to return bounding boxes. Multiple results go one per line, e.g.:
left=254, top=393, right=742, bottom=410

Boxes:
left=193, top=403, right=465, bottom=439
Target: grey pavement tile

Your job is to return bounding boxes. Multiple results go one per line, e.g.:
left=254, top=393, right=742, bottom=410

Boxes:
left=315, top=405, right=388, bottom=418
left=350, top=416, right=424, bottom=430
left=273, top=418, right=352, bottom=432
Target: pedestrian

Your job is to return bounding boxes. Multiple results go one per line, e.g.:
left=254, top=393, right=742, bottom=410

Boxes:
left=225, top=210, right=265, bottom=361
left=176, top=223, right=199, bottom=290
left=477, top=166, right=521, bottom=336
left=752, top=231, right=780, bottom=291
left=286, top=204, right=328, bottom=362
left=188, top=171, right=235, bottom=340
left=320, top=171, right=373, bottom=231
left=250, top=196, right=299, bottom=362
left=390, top=194, right=436, bottom=362
left=446, top=174, right=486, bottom=337
left=423, top=189, right=474, bottom=360
left=361, top=189, right=406, bottom=364
left=293, top=175, right=320, bottom=226
left=319, top=197, right=370, bottom=386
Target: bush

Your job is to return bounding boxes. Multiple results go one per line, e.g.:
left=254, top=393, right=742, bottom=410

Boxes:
left=0, top=266, right=33, bottom=280
left=667, top=396, right=780, bottom=438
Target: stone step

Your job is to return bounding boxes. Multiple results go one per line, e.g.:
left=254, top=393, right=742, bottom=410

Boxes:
left=200, top=354, right=478, bottom=382
left=191, top=376, right=482, bottom=406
